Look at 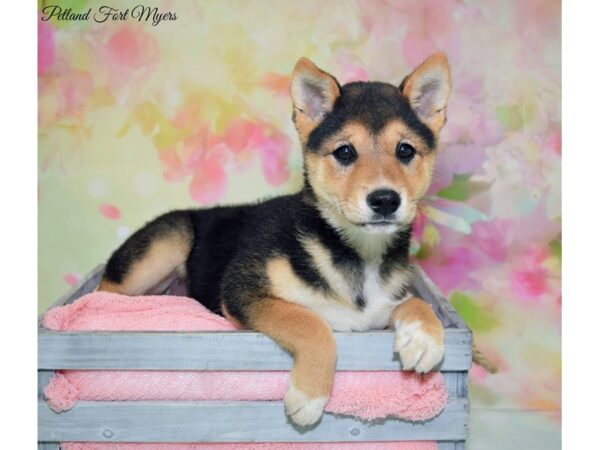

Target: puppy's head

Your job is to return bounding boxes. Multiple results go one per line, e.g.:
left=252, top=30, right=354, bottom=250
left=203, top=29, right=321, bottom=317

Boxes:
left=291, top=53, right=451, bottom=236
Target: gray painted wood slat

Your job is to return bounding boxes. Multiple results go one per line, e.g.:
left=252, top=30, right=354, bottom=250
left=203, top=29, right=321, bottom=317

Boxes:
left=37, top=443, right=60, bottom=450
left=38, top=441, right=465, bottom=449
left=412, top=266, right=470, bottom=332
left=38, top=370, right=53, bottom=399
left=457, top=372, right=469, bottom=398
left=39, top=442, right=465, bottom=448
left=38, top=328, right=472, bottom=371
left=38, top=398, right=468, bottom=443
left=38, top=265, right=104, bottom=326
left=437, top=443, right=466, bottom=450
left=440, top=371, right=467, bottom=399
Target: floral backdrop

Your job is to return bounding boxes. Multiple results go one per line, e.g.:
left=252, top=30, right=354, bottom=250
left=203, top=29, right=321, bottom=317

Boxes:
left=38, top=0, right=561, bottom=420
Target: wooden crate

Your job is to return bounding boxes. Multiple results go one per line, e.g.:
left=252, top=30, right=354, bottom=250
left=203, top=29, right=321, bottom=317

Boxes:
left=38, top=265, right=472, bottom=449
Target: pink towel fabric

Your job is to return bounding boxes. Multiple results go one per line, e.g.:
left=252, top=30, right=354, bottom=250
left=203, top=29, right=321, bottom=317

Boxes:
left=43, top=292, right=446, bottom=449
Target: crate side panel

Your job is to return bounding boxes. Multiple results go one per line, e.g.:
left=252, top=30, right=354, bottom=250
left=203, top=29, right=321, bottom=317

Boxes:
left=38, top=444, right=60, bottom=450
left=412, top=266, right=470, bottom=332
left=39, top=265, right=104, bottom=326
left=38, top=398, right=468, bottom=443
left=38, top=329, right=472, bottom=371
left=437, top=443, right=466, bottom=450
left=38, top=370, right=54, bottom=399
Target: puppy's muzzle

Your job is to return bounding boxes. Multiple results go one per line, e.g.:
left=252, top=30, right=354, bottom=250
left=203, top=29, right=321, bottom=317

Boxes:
left=366, top=189, right=401, bottom=217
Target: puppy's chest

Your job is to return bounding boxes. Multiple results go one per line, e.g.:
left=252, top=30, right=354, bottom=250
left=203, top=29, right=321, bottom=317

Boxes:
left=272, top=258, right=411, bottom=332
left=348, top=264, right=409, bottom=330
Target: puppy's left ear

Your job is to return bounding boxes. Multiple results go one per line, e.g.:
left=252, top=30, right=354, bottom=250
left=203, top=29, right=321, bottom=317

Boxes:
left=291, top=57, right=341, bottom=140
left=400, top=52, right=451, bottom=133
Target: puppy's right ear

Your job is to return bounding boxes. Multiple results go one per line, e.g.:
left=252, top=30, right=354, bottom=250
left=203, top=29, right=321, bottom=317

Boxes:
left=291, top=58, right=340, bottom=139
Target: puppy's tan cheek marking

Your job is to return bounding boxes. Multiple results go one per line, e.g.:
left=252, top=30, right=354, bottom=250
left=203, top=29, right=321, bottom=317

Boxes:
left=305, top=153, right=338, bottom=205
left=375, top=120, right=438, bottom=195
left=312, top=122, right=376, bottom=212
left=412, top=155, right=435, bottom=199
left=307, top=152, right=363, bottom=223
left=390, top=297, right=444, bottom=345
left=381, top=155, right=434, bottom=206
left=343, top=126, right=378, bottom=206
left=247, top=297, right=337, bottom=399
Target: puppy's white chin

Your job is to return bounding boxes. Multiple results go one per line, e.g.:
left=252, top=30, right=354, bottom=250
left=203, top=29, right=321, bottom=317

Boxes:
left=360, top=223, right=401, bottom=235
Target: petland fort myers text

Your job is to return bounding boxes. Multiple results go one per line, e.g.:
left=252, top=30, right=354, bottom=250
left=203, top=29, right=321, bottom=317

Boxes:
left=41, top=5, right=177, bottom=26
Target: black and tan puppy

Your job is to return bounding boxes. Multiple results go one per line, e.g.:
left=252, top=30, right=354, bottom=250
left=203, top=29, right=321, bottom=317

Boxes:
left=99, top=53, right=451, bottom=426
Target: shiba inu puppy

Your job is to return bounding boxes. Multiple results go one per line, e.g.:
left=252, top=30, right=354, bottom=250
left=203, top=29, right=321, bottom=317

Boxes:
left=99, top=53, right=452, bottom=426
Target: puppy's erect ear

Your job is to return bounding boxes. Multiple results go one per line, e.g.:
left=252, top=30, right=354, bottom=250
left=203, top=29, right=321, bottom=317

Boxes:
left=291, top=58, right=340, bottom=140
left=400, top=52, right=451, bottom=133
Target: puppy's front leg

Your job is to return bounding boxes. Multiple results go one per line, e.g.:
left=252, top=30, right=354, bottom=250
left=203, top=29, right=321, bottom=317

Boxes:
left=247, top=298, right=336, bottom=426
left=391, top=297, right=445, bottom=373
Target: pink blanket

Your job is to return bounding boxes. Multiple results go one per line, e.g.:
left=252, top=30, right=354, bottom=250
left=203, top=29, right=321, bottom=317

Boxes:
left=43, top=292, right=446, bottom=449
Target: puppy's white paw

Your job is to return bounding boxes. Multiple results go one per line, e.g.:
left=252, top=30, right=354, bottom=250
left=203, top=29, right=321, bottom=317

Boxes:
left=284, top=383, right=327, bottom=426
left=394, top=320, right=444, bottom=373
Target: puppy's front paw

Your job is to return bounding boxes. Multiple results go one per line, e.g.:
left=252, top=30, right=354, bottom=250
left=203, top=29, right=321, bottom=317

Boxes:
left=284, top=383, right=328, bottom=426
left=394, top=319, right=444, bottom=373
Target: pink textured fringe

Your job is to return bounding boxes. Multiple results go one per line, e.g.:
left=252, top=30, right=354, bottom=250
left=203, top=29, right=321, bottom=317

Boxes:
left=44, top=292, right=445, bottom=449
left=45, top=369, right=446, bottom=421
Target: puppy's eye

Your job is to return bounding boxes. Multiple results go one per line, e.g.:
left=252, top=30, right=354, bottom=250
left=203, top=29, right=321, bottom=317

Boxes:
left=396, top=142, right=416, bottom=164
left=332, top=145, right=357, bottom=165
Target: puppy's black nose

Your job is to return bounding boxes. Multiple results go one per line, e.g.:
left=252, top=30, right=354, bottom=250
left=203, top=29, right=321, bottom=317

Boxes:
left=367, top=189, right=401, bottom=216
